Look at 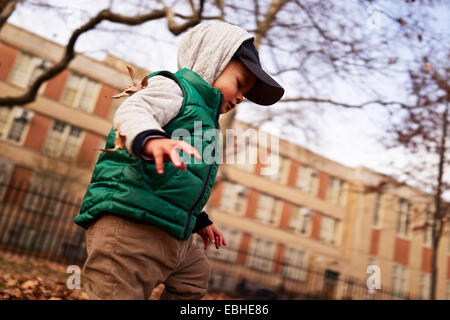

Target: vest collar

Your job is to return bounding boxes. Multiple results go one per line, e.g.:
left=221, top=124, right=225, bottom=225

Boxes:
left=176, top=68, right=222, bottom=107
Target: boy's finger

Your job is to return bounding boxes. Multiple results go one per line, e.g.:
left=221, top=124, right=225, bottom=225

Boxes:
left=215, top=234, right=220, bottom=249
left=169, top=148, right=186, bottom=170
left=207, top=228, right=215, bottom=244
left=153, top=150, right=164, bottom=174
left=203, top=237, right=208, bottom=250
left=177, top=141, right=201, bottom=160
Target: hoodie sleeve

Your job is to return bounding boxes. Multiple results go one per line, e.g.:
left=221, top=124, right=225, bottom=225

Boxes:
left=113, top=75, right=184, bottom=158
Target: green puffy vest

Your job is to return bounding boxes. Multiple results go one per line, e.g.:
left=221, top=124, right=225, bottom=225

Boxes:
left=74, top=68, right=223, bottom=240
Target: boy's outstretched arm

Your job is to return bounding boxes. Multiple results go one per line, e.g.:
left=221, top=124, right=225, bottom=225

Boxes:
left=113, top=75, right=184, bottom=158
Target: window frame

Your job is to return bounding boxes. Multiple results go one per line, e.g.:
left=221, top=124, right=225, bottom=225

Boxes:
left=60, top=72, right=100, bottom=113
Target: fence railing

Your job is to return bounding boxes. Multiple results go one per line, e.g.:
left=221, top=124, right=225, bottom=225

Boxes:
left=0, top=179, right=419, bottom=300
left=0, top=179, right=86, bottom=265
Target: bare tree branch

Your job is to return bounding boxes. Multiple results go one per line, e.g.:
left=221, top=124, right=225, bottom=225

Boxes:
left=0, top=1, right=206, bottom=106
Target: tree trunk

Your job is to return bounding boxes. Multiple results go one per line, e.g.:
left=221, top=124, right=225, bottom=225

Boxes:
left=430, top=99, right=448, bottom=300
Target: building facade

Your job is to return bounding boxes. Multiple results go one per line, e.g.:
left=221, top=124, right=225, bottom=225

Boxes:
left=0, top=23, right=449, bottom=299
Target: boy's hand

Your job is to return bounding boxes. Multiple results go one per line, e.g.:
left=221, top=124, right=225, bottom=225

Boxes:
left=196, top=225, right=226, bottom=250
left=144, top=138, right=201, bottom=174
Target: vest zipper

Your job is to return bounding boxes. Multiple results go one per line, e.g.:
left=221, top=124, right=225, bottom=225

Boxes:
left=183, top=93, right=223, bottom=239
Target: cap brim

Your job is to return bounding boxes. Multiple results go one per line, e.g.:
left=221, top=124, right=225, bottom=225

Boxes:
left=239, top=59, right=284, bottom=106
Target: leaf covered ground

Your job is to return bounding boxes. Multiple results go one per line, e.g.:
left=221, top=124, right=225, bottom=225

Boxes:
left=0, top=255, right=233, bottom=300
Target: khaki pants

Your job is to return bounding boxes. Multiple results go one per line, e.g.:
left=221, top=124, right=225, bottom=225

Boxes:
left=82, top=213, right=210, bottom=300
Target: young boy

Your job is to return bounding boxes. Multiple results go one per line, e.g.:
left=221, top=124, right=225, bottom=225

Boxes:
left=74, top=21, right=284, bottom=300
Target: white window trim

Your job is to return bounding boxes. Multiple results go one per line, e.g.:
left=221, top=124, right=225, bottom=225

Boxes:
left=289, top=205, right=312, bottom=236
left=372, top=192, right=384, bottom=229
left=255, top=195, right=282, bottom=227
left=396, top=199, right=412, bottom=239
left=265, top=155, right=290, bottom=184
left=247, top=236, right=276, bottom=272
left=320, top=215, right=341, bottom=245
left=43, top=120, right=84, bottom=160
left=0, top=106, right=33, bottom=145
left=296, top=165, right=319, bottom=195
left=391, top=264, right=408, bottom=299
left=61, top=72, right=100, bottom=113
left=219, top=182, right=248, bottom=216
left=282, top=247, right=308, bottom=281
left=419, top=272, right=431, bottom=300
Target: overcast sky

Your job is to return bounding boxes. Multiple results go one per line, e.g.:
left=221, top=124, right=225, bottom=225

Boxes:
left=6, top=0, right=449, bottom=198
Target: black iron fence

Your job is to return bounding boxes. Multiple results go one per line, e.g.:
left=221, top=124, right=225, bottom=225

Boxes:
left=0, top=179, right=419, bottom=300
left=0, top=179, right=86, bottom=265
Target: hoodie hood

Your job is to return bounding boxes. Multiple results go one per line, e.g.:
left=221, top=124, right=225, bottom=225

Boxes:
left=177, top=22, right=253, bottom=86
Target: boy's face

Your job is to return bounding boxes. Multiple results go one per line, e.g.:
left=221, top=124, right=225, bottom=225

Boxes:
left=213, top=59, right=257, bottom=114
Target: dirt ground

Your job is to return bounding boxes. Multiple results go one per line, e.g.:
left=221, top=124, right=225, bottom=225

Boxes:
left=0, top=254, right=233, bottom=300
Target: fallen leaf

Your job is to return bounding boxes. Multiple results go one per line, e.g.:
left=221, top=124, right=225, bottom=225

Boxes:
left=21, top=280, right=38, bottom=290
left=99, top=123, right=126, bottom=153
left=6, top=279, right=17, bottom=287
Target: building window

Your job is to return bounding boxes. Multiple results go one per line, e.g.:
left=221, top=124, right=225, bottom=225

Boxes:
left=247, top=236, right=276, bottom=272
left=255, top=194, right=282, bottom=227
left=326, top=176, right=348, bottom=207
left=391, top=265, right=407, bottom=299
left=289, top=206, right=312, bottom=236
left=372, top=192, right=383, bottom=228
left=396, top=199, right=411, bottom=238
left=320, top=215, right=341, bottom=245
left=265, top=155, right=290, bottom=184
left=61, top=72, right=100, bottom=112
left=282, top=247, right=308, bottom=281
left=423, top=204, right=433, bottom=247
left=8, top=52, right=33, bottom=87
left=295, top=165, right=319, bottom=195
left=8, top=52, right=50, bottom=89
left=0, top=106, right=33, bottom=144
left=233, top=138, right=258, bottom=173
left=419, top=273, right=431, bottom=300
left=206, top=224, right=241, bottom=263
left=43, top=120, right=83, bottom=160
left=219, top=182, right=248, bottom=216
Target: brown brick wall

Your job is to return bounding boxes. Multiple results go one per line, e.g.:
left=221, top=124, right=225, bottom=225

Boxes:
left=393, top=237, right=411, bottom=266
left=93, top=84, right=117, bottom=118
left=75, top=131, right=102, bottom=167
left=237, top=233, right=251, bottom=265
left=273, top=243, right=285, bottom=273
left=279, top=202, right=293, bottom=230
left=0, top=43, right=19, bottom=81
left=421, top=247, right=432, bottom=273
left=317, top=171, right=329, bottom=199
left=369, top=229, right=380, bottom=256
left=287, top=161, right=299, bottom=187
left=43, top=69, right=70, bottom=101
left=311, top=211, right=322, bottom=240
left=23, top=113, right=52, bottom=152
left=3, top=165, right=33, bottom=204
left=245, top=189, right=260, bottom=219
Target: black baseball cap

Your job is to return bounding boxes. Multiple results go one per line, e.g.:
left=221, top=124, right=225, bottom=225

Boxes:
left=233, top=38, right=284, bottom=106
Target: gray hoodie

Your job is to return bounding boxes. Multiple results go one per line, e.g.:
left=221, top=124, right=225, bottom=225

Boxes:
left=113, top=22, right=253, bottom=158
